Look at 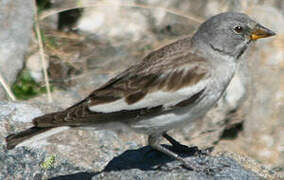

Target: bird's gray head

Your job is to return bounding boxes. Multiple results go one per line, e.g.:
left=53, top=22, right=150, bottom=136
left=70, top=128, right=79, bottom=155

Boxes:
left=192, top=12, right=275, bottom=59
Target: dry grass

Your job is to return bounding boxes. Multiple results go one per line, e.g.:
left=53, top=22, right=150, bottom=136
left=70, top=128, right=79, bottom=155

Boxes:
left=0, top=72, right=16, bottom=101
left=33, top=0, right=52, bottom=103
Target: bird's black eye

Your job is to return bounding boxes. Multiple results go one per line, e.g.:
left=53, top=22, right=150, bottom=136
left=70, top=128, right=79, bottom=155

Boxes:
left=233, top=26, right=243, bottom=34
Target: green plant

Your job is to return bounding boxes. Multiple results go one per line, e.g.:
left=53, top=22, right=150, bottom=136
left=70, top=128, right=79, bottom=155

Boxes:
left=12, top=70, right=52, bottom=100
left=41, top=154, right=56, bottom=169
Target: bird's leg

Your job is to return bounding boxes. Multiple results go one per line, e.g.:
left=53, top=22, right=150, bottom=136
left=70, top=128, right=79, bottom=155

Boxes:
left=162, top=133, right=196, bottom=152
left=148, top=134, right=203, bottom=171
left=163, top=132, right=213, bottom=155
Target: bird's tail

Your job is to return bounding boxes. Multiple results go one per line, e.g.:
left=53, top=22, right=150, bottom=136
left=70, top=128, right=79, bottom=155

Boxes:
left=6, top=126, right=70, bottom=150
left=6, top=100, right=89, bottom=150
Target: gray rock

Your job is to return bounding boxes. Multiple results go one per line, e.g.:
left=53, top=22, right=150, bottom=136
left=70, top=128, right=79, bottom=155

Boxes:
left=92, top=147, right=263, bottom=180
left=0, top=146, right=86, bottom=180
left=0, top=144, right=264, bottom=180
left=0, top=0, right=34, bottom=100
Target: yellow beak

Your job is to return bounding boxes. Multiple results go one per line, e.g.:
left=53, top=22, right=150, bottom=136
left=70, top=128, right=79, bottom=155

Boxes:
left=250, top=24, right=276, bottom=40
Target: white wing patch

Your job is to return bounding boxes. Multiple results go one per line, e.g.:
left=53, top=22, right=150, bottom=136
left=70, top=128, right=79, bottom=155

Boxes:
left=88, top=79, right=208, bottom=113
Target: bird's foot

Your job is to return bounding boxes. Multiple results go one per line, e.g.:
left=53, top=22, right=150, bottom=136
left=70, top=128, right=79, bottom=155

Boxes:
left=172, top=144, right=214, bottom=156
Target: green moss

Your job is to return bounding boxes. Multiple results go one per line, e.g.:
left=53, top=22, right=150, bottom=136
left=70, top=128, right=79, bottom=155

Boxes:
left=12, top=70, right=53, bottom=100
left=41, top=154, right=56, bottom=169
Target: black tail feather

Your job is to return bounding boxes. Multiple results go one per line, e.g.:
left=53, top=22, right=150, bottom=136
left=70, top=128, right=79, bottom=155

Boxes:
left=6, top=127, right=52, bottom=150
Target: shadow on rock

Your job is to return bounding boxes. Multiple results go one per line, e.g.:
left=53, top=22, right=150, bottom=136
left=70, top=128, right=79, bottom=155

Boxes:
left=97, top=145, right=262, bottom=180
left=48, top=172, right=99, bottom=180
left=104, top=144, right=205, bottom=171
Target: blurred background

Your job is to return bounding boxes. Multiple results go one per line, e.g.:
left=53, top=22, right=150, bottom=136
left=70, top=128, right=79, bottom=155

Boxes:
left=0, top=0, right=283, bottom=178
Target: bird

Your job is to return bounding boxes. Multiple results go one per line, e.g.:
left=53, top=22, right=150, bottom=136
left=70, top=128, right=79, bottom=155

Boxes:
left=6, top=12, right=275, bottom=170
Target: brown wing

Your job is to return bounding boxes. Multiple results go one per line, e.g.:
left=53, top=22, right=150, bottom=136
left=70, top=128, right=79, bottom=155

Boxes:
left=33, top=39, right=210, bottom=127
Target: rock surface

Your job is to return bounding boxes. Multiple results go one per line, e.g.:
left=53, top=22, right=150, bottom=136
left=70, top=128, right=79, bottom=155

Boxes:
left=93, top=148, right=263, bottom=180
left=0, top=0, right=34, bottom=100
left=0, top=101, right=278, bottom=179
left=0, top=145, right=264, bottom=180
left=0, top=146, right=85, bottom=180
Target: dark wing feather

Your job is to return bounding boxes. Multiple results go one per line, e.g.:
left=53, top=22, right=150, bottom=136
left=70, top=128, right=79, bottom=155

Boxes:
left=33, top=39, right=210, bottom=127
left=87, top=50, right=209, bottom=105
